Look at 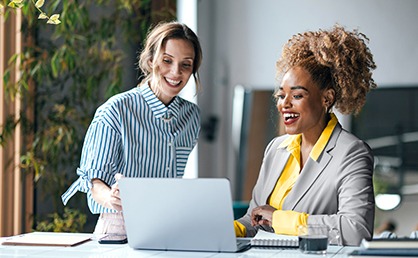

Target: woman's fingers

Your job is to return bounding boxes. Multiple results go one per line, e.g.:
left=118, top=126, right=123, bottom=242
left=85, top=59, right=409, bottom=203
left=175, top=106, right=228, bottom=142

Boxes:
left=251, top=205, right=276, bottom=226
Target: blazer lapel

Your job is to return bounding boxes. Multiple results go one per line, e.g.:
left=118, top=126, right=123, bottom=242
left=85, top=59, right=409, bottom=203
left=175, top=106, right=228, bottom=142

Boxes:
left=282, top=124, right=342, bottom=210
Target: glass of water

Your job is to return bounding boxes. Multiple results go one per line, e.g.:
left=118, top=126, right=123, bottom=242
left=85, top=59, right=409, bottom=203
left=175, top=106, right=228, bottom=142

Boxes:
left=298, top=224, right=340, bottom=255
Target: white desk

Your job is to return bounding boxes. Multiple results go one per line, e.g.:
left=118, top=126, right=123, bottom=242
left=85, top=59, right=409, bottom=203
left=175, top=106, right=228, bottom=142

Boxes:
left=0, top=233, right=359, bottom=257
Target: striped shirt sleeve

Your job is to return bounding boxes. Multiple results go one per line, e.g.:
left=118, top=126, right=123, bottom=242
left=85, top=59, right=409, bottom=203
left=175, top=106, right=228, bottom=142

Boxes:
left=62, top=84, right=200, bottom=214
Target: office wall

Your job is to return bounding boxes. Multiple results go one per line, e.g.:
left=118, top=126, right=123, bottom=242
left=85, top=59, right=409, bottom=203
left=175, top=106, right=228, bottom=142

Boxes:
left=196, top=0, right=418, bottom=236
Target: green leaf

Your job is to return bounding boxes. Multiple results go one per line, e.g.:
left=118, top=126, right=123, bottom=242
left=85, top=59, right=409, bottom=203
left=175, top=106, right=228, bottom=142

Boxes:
left=7, top=53, right=21, bottom=65
left=3, top=70, right=10, bottom=87
left=8, top=0, right=24, bottom=8
left=7, top=2, right=17, bottom=8
left=38, top=13, right=48, bottom=19
left=47, top=14, right=61, bottom=25
left=50, top=54, right=58, bottom=78
left=35, top=0, right=44, bottom=8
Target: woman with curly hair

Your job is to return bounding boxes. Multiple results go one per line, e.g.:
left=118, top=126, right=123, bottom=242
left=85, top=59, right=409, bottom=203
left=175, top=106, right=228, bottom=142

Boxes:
left=234, top=25, right=377, bottom=246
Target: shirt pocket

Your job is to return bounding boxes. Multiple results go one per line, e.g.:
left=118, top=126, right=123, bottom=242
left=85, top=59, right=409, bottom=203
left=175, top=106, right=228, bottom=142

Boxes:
left=175, top=146, right=193, bottom=177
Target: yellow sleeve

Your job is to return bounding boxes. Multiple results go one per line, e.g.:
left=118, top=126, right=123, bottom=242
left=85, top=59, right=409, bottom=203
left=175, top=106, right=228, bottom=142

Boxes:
left=234, top=220, right=247, bottom=237
left=272, top=210, right=309, bottom=235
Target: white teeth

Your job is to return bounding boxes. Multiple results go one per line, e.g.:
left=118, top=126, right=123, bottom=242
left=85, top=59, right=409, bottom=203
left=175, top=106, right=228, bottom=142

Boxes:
left=166, top=78, right=180, bottom=85
left=283, top=113, right=300, bottom=119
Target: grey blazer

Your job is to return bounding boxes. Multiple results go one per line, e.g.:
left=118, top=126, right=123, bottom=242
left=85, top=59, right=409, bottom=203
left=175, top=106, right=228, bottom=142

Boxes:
left=237, top=123, right=375, bottom=246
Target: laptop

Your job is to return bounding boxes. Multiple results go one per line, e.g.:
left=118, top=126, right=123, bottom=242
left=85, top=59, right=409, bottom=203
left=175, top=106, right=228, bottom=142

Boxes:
left=118, top=177, right=250, bottom=252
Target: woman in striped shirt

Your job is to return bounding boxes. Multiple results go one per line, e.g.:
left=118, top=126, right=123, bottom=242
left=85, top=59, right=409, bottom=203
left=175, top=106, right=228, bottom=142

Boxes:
left=61, top=21, right=203, bottom=235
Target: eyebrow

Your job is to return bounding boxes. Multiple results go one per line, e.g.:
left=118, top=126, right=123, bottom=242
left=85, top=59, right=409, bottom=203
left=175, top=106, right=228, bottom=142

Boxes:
left=279, top=85, right=309, bottom=91
left=163, top=53, right=194, bottom=60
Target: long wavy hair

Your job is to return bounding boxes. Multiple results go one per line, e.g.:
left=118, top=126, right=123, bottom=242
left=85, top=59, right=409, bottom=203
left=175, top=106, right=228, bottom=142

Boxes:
left=138, top=21, right=203, bottom=91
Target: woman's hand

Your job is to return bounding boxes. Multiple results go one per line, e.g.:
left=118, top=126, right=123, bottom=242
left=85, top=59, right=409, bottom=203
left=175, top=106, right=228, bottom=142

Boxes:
left=251, top=205, right=276, bottom=227
left=108, top=180, right=122, bottom=211
left=91, top=173, right=124, bottom=211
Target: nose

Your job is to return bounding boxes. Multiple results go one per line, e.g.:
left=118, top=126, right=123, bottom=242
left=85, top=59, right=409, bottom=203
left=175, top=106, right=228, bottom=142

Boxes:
left=171, top=64, right=182, bottom=75
left=277, top=95, right=291, bottom=110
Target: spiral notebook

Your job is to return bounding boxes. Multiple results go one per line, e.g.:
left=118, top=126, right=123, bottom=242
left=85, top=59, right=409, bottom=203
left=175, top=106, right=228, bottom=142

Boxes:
left=250, top=230, right=299, bottom=248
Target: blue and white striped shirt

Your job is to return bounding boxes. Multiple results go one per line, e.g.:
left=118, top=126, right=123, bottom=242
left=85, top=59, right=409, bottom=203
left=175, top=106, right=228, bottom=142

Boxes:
left=61, top=83, right=200, bottom=214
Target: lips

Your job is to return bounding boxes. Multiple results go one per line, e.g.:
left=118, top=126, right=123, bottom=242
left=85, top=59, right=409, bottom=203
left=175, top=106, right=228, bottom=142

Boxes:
left=282, top=112, right=300, bottom=125
left=165, top=77, right=181, bottom=86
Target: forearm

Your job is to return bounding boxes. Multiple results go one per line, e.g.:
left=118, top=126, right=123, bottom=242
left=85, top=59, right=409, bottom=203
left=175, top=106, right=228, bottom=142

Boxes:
left=308, top=212, right=373, bottom=246
left=91, top=179, right=113, bottom=210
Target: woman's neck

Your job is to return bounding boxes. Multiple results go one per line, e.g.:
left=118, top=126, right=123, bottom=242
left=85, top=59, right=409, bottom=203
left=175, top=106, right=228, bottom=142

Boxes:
left=301, top=114, right=330, bottom=152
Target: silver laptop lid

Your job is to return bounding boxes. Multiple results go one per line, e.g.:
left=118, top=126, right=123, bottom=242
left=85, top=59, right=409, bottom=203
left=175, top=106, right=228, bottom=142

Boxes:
left=119, top=178, right=241, bottom=252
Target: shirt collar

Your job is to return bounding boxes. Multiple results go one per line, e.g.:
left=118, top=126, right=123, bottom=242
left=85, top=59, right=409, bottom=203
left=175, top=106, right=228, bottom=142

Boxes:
left=139, top=83, right=181, bottom=120
left=278, top=113, right=338, bottom=161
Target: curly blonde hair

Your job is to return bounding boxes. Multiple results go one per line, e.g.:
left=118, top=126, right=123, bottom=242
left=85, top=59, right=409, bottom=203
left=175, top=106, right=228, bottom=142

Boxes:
left=276, top=25, right=377, bottom=115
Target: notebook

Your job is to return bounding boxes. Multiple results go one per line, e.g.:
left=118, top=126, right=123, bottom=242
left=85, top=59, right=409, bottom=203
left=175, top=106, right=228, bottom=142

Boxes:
left=349, top=248, right=418, bottom=257
left=361, top=238, right=418, bottom=249
left=251, top=230, right=299, bottom=247
left=118, top=177, right=251, bottom=252
left=1, top=232, right=92, bottom=246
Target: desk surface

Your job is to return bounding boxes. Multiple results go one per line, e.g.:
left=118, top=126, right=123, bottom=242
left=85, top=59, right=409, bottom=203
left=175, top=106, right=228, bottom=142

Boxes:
left=1, top=232, right=359, bottom=258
